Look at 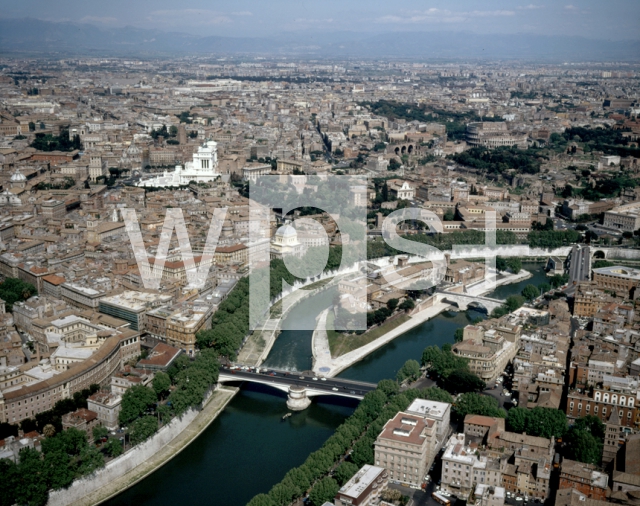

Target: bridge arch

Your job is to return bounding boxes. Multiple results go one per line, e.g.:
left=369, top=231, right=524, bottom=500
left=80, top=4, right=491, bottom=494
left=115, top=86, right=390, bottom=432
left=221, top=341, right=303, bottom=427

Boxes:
left=593, top=250, right=606, bottom=259
left=467, top=301, right=489, bottom=313
left=441, top=298, right=464, bottom=310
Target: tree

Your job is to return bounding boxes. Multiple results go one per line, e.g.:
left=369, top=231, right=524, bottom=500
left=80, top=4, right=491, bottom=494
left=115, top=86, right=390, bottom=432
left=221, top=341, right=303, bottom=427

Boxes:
left=521, top=284, right=540, bottom=302
left=396, top=359, right=421, bottom=383
left=377, top=379, right=399, bottom=397
left=247, top=494, right=276, bottom=506
left=0, top=458, right=18, bottom=506
left=76, top=445, right=105, bottom=476
left=421, top=345, right=468, bottom=378
left=130, top=416, right=158, bottom=445
left=382, top=182, right=389, bottom=201
left=309, top=477, right=339, bottom=506
left=564, top=427, right=602, bottom=465
left=269, top=481, right=297, bottom=506
left=443, top=209, right=455, bottom=221
left=334, top=461, right=359, bottom=486
left=538, top=283, right=551, bottom=295
left=399, top=298, right=415, bottom=311
left=506, top=407, right=528, bottom=433
left=0, top=422, right=18, bottom=440
left=119, top=385, right=157, bottom=425
left=523, top=407, right=567, bottom=438
left=454, top=328, right=464, bottom=342
left=386, top=298, right=399, bottom=312
left=351, top=437, right=375, bottom=467
left=0, top=278, right=37, bottom=311
left=453, top=393, right=505, bottom=420
left=585, top=230, right=598, bottom=243
left=104, top=438, right=123, bottom=458
left=550, top=274, right=569, bottom=288
left=417, top=387, right=454, bottom=404
left=152, top=372, right=171, bottom=400
left=573, top=415, right=605, bottom=441
left=92, top=426, right=108, bottom=443
left=42, top=424, right=56, bottom=438
left=444, top=369, right=485, bottom=394
left=15, top=447, right=49, bottom=506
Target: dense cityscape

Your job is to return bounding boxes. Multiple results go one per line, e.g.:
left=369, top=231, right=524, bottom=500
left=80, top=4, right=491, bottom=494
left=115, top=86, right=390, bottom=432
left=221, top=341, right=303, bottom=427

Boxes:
left=0, top=4, right=640, bottom=506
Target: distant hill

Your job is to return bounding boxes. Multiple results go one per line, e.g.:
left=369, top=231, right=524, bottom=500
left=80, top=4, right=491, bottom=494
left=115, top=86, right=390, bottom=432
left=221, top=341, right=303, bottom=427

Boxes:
left=0, top=17, right=638, bottom=61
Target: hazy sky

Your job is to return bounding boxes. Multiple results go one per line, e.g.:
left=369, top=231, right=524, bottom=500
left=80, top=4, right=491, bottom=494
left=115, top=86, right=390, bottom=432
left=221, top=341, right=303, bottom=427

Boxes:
left=2, top=0, right=639, bottom=40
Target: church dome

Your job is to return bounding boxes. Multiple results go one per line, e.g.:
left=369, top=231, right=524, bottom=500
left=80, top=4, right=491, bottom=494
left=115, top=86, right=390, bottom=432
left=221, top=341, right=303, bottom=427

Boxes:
left=127, top=143, right=140, bottom=155
left=275, top=224, right=297, bottom=238
left=10, top=170, right=26, bottom=182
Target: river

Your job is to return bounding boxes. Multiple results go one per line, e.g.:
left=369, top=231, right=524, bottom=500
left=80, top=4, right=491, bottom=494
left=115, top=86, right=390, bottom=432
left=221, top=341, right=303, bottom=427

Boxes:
left=106, top=262, right=546, bottom=506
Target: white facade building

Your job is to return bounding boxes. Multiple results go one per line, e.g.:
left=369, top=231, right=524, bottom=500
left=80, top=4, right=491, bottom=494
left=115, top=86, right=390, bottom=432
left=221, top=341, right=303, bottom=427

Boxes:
left=136, top=140, right=221, bottom=188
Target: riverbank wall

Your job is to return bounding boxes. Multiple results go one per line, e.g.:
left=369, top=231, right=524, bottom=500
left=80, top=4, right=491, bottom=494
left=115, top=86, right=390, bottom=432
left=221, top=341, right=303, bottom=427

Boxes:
left=47, top=386, right=238, bottom=506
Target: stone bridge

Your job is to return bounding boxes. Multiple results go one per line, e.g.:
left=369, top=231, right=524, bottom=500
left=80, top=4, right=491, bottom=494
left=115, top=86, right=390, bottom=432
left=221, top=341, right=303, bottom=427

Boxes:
left=218, top=366, right=376, bottom=410
left=435, top=291, right=506, bottom=313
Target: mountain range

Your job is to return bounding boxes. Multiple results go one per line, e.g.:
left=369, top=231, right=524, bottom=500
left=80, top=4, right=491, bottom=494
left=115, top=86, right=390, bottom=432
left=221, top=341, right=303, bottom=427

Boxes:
left=0, top=17, right=638, bottom=61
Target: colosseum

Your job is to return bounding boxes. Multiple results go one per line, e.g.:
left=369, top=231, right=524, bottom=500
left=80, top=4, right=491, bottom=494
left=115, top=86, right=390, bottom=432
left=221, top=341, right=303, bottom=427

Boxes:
left=466, top=122, right=528, bottom=149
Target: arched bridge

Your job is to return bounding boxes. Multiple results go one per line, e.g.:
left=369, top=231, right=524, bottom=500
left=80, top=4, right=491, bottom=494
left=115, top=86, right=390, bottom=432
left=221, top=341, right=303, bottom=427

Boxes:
left=218, top=365, right=377, bottom=410
left=436, top=291, right=506, bottom=313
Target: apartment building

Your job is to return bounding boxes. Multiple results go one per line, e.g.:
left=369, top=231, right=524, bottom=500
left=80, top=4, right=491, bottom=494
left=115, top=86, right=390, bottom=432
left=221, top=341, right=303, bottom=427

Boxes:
left=567, top=386, right=637, bottom=427
left=60, top=282, right=105, bottom=310
left=0, top=329, right=139, bottom=424
left=602, top=202, right=640, bottom=232
left=145, top=301, right=214, bottom=356
left=334, top=465, right=388, bottom=506
left=441, top=433, right=504, bottom=498
left=405, top=398, right=452, bottom=450
left=99, top=291, right=173, bottom=332
left=592, top=266, right=640, bottom=299
left=374, top=412, right=436, bottom=487
left=559, top=460, right=609, bottom=501
left=453, top=323, right=520, bottom=383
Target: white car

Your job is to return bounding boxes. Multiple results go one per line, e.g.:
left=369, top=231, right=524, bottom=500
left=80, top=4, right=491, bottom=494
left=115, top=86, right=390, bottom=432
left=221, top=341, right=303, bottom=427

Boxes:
left=320, top=378, right=326, bottom=381
left=332, top=387, right=339, bottom=391
left=516, top=497, right=524, bottom=501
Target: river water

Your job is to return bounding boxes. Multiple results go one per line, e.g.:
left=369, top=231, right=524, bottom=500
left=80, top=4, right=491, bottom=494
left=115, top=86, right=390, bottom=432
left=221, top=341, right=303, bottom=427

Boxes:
left=106, top=262, right=546, bottom=506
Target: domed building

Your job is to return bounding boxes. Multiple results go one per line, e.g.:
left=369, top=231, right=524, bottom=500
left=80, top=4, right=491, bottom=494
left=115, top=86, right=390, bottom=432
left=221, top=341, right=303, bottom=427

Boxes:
left=9, top=169, right=27, bottom=190
left=270, top=224, right=304, bottom=260
left=0, top=189, right=22, bottom=207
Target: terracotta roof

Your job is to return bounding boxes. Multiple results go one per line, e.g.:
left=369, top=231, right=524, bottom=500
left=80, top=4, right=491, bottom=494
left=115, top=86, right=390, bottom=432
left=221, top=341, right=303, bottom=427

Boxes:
left=43, top=274, right=66, bottom=285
